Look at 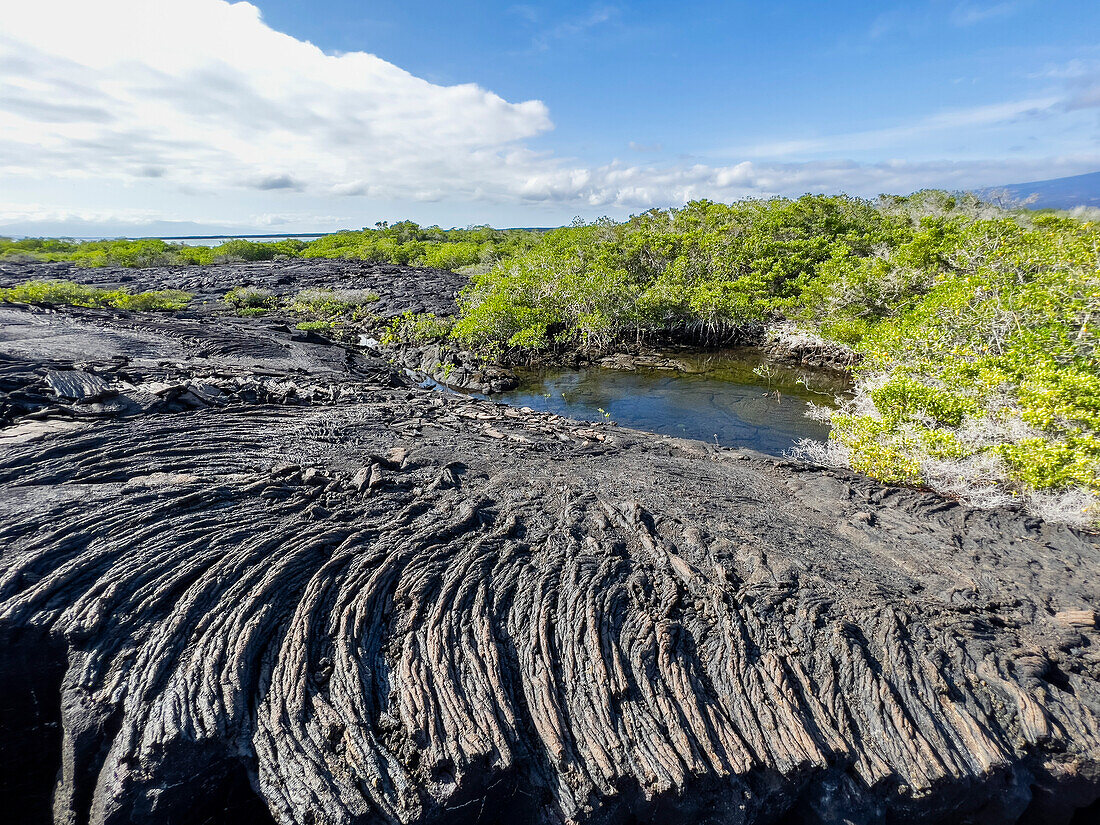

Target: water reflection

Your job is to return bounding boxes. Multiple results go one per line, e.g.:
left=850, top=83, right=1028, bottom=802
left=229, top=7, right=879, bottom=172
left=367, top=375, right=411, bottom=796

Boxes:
left=497, top=349, right=847, bottom=456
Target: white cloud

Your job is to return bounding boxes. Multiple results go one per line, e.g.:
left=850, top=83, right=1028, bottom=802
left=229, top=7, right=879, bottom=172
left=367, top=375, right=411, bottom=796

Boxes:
left=454, top=156, right=1100, bottom=210
left=528, top=5, right=619, bottom=53
left=0, top=0, right=552, bottom=199
left=3, top=154, right=1100, bottom=235
left=949, top=1, right=1025, bottom=27
left=1028, top=59, right=1100, bottom=81
left=870, top=2, right=1026, bottom=39
left=0, top=203, right=164, bottom=225
left=0, top=0, right=1096, bottom=233
left=726, top=96, right=1061, bottom=159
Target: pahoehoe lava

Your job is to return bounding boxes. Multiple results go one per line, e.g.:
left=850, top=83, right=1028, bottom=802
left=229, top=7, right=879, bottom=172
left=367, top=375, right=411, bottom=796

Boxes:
left=1, top=261, right=1098, bottom=825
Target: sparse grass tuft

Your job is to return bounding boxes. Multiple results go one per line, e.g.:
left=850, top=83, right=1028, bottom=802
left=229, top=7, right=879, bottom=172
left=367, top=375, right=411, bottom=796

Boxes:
left=295, top=320, right=335, bottom=332
left=224, top=286, right=276, bottom=315
left=221, top=284, right=381, bottom=322
left=289, top=287, right=379, bottom=315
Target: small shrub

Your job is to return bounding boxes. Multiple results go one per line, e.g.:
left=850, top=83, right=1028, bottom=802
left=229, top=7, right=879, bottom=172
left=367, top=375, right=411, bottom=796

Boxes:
left=0, top=280, right=108, bottom=306
left=296, top=320, right=335, bottom=332
left=213, top=239, right=279, bottom=262
left=111, top=289, right=192, bottom=311
left=224, top=286, right=275, bottom=310
left=380, top=311, right=453, bottom=346
left=289, top=287, right=380, bottom=320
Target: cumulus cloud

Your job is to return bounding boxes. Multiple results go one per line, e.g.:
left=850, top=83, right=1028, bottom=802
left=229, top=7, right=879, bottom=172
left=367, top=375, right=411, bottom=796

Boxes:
left=0, top=0, right=1096, bottom=230
left=506, top=157, right=1100, bottom=210
left=0, top=0, right=552, bottom=199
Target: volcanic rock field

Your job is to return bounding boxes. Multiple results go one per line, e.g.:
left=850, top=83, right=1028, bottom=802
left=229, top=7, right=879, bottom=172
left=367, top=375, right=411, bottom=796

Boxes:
left=0, top=260, right=1098, bottom=825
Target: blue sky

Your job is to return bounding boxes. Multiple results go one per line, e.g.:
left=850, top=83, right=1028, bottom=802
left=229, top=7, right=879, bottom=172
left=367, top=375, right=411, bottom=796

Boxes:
left=256, top=0, right=1099, bottom=164
left=1, top=0, right=1099, bottom=234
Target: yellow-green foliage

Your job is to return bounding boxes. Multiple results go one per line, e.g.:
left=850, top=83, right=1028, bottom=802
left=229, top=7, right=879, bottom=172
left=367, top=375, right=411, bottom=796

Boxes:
left=221, top=284, right=381, bottom=321
left=0, top=225, right=521, bottom=270
left=295, top=320, right=335, bottom=332
left=297, top=222, right=539, bottom=268
left=0, top=237, right=292, bottom=267
left=288, top=288, right=379, bottom=320
left=452, top=197, right=898, bottom=351
left=381, top=312, right=454, bottom=346
left=0, top=279, right=191, bottom=311
left=0, top=238, right=184, bottom=267
left=823, top=215, right=1100, bottom=504
left=453, top=194, right=1100, bottom=510
left=224, top=285, right=275, bottom=312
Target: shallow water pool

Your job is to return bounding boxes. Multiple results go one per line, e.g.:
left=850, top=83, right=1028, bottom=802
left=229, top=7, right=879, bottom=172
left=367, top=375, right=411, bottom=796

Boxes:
left=495, top=349, right=847, bottom=456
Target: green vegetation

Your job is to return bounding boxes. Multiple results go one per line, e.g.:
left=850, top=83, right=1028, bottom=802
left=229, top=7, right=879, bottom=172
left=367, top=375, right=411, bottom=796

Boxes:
left=0, top=279, right=191, bottom=311
left=814, top=213, right=1100, bottom=520
left=452, top=197, right=898, bottom=350
left=295, top=320, right=335, bottom=333
left=6, top=196, right=1098, bottom=521
left=224, top=286, right=275, bottom=314
left=380, top=311, right=454, bottom=347
left=222, top=285, right=379, bottom=327
left=0, top=237, right=308, bottom=267
left=295, top=222, right=540, bottom=269
left=288, top=287, right=379, bottom=317
left=284, top=288, right=379, bottom=337
left=0, top=223, right=542, bottom=270
left=448, top=193, right=1100, bottom=522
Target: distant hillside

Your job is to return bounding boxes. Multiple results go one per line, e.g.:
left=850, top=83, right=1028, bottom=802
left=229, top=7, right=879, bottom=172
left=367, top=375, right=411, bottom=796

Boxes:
left=982, top=170, right=1100, bottom=210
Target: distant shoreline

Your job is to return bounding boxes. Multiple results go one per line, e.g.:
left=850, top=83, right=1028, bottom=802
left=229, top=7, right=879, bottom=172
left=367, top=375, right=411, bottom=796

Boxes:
left=81, top=233, right=330, bottom=242
left=139, top=233, right=331, bottom=240
left=2, top=228, right=556, bottom=242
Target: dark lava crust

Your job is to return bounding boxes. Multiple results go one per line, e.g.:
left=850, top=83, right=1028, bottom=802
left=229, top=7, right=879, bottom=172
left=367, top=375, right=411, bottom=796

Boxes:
left=0, top=258, right=467, bottom=319
left=0, top=262, right=1098, bottom=825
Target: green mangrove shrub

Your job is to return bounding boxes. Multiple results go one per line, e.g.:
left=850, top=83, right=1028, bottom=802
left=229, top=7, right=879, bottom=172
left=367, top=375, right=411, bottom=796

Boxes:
left=788, top=214, right=1100, bottom=522
left=0, top=224, right=537, bottom=271
left=450, top=195, right=1100, bottom=522
left=452, top=197, right=898, bottom=351
left=380, top=312, right=454, bottom=347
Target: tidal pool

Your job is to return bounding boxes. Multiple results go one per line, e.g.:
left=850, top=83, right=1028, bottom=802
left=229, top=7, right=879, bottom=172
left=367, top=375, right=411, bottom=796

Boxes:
left=495, top=349, right=848, bottom=456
